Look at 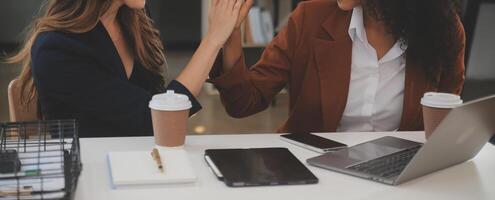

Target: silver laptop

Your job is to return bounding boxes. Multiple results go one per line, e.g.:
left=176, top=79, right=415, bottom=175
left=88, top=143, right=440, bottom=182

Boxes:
left=307, top=95, right=495, bottom=185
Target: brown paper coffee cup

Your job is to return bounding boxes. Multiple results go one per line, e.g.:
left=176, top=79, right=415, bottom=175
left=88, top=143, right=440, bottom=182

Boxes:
left=149, top=90, right=192, bottom=147
left=421, top=92, right=463, bottom=139
left=422, top=106, right=452, bottom=139
left=151, top=109, right=189, bottom=147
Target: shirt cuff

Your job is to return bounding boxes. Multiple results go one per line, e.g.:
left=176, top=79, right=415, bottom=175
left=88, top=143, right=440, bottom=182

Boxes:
left=208, top=50, right=225, bottom=80
left=166, top=80, right=202, bottom=116
left=207, top=51, right=247, bottom=90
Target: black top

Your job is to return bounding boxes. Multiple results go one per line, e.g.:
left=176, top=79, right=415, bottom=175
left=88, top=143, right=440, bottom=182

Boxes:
left=30, top=22, right=201, bottom=137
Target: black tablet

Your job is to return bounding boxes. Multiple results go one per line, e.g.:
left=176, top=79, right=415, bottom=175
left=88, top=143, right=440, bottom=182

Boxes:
left=204, top=148, right=318, bottom=187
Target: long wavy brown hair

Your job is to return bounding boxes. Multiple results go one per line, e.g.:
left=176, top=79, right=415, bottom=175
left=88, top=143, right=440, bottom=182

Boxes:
left=8, top=0, right=166, bottom=105
left=364, top=0, right=463, bottom=80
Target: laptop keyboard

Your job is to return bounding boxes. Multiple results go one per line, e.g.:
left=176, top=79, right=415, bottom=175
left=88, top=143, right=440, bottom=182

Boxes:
left=347, top=146, right=422, bottom=179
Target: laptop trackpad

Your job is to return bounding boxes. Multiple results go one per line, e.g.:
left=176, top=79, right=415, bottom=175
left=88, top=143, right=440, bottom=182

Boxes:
left=308, top=152, right=362, bottom=169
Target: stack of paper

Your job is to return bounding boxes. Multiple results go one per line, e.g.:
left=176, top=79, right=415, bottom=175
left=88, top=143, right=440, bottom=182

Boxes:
left=107, top=148, right=196, bottom=187
left=0, top=139, right=72, bottom=199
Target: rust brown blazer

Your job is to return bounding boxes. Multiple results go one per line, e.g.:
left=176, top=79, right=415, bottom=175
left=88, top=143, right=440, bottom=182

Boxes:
left=209, top=0, right=466, bottom=134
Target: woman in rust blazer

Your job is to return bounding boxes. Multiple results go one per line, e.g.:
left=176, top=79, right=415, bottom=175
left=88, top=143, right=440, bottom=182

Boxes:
left=209, top=0, right=465, bottom=134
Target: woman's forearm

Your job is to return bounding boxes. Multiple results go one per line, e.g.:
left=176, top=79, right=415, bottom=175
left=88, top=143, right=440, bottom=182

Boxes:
left=222, top=29, right=243, bottom=72
left=176, top=37, right=222, bottom=96
left=175, top=0, right=243, bottom=97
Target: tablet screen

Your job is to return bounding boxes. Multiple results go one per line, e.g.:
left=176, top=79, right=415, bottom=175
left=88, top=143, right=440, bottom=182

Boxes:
left=205, top=148, right=318, bottom=187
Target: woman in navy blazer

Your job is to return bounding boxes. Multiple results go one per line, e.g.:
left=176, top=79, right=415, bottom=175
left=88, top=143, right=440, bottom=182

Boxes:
left=9, top=0, right=245, bottom=137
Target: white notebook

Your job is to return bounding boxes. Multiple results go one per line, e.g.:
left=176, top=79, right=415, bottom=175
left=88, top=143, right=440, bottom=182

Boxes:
left=108, top=147, right=196, bottom=187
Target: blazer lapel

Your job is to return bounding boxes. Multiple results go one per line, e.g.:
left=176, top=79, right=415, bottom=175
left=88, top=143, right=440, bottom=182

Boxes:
left=313, top=10, right=353, bottom=131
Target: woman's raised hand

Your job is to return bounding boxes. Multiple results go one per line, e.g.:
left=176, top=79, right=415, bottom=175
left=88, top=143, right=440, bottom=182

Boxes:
left=235, top=0, right=253, bottom=29
left=206, top=0, right=243, bottom=47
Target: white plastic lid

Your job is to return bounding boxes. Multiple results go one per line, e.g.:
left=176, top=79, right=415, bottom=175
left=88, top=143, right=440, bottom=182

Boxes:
left=155, top=145, right=184, bottom=150
left=149, top=90, right=192, bottom=111
left=421, top=92, right=463, bottom=109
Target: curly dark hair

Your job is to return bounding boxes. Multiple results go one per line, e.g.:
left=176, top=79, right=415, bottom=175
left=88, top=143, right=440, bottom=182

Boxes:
left=364, top=0, right=463, bottom=81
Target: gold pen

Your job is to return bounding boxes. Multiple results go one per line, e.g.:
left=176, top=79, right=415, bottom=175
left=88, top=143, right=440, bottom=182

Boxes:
left=151, top=148, right=164, bottom=173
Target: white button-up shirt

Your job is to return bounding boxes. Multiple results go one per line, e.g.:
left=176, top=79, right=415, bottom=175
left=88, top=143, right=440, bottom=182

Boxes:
left=337, top=6, right=406, bottom=132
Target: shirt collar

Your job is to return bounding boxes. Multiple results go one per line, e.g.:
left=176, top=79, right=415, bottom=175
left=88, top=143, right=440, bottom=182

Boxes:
left=380, top=40, right=407, bottom=64
left=348, top=6, right=407, bottom=63
left=348, top=6, right=366, bottom=43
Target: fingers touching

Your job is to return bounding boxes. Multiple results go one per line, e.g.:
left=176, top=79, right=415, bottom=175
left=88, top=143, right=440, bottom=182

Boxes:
left=234, top=0, right=243, bottom=14
left=212, top=0, right=244, bottom=16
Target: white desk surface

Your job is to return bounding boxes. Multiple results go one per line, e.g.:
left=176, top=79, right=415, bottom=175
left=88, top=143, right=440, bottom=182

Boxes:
left=75, top=132, right=495, bottom=200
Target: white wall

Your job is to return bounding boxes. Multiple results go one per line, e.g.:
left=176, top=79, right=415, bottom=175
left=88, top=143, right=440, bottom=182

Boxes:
left=467, top=3, right=495, bottom=80
left=202, top=0, right=211, bottom=37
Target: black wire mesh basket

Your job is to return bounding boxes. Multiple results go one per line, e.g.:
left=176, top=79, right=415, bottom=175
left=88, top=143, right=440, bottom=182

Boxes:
left=0, top=120, right=82, bottom=200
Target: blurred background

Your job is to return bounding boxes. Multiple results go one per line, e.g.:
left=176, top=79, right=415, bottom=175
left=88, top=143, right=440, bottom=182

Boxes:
left=0, top=0, right=494, bottom=135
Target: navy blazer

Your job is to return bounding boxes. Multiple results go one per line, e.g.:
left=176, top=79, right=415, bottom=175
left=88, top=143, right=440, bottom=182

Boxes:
left=31, top=22, right=201, bottom=137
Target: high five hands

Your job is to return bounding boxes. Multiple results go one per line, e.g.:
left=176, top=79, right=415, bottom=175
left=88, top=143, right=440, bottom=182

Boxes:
left=234, top=0, right=254, bottom=29
left=206, top=0, right=254, bottom=47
